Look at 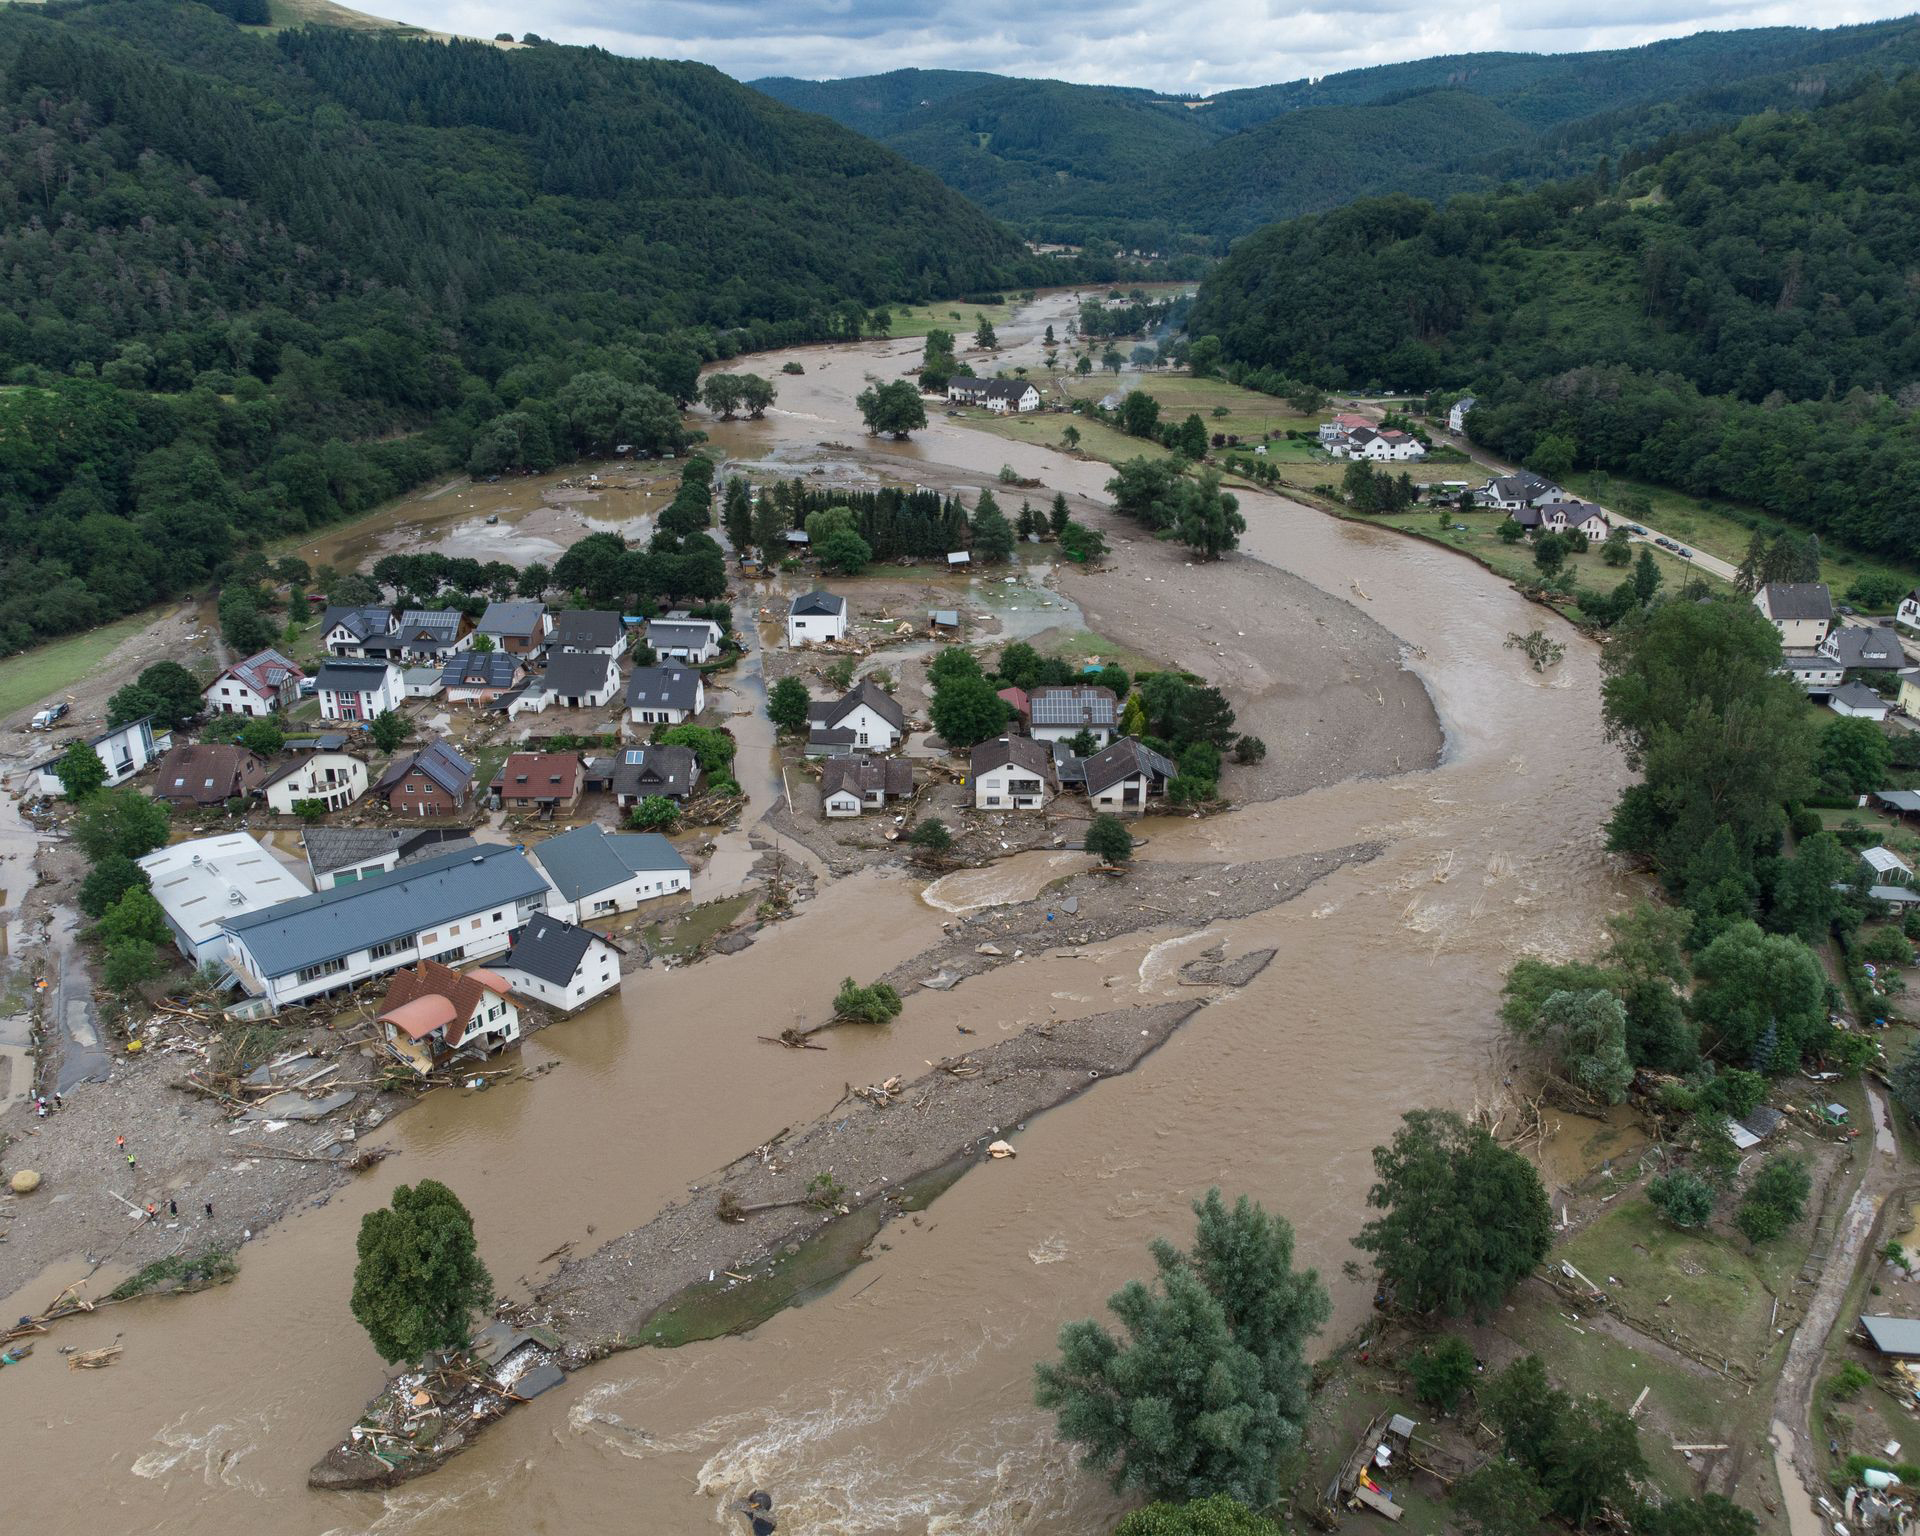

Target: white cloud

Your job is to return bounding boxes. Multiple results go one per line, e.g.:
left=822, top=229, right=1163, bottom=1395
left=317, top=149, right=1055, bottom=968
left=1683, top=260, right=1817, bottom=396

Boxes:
left=403, top=0, right=1920, bottom=93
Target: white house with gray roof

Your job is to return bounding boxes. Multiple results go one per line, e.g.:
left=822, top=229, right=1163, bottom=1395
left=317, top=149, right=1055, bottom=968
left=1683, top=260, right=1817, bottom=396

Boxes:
left=533, top=825, right=690, bottom=922
left=493, top=914, right=623, bottom=1014
left=626, top=666, right=704, bottom=725
left=219, top=844, right=551, bottom=1009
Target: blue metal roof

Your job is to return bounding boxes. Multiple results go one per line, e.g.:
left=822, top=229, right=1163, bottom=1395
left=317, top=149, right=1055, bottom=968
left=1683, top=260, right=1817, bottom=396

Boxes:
left=221, top=844, right=547, bottom=977
left=534, top=826, right=687, bottom=901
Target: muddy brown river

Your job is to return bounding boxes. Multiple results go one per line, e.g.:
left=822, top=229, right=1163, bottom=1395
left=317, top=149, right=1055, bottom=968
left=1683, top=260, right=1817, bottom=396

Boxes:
left=5, top=294, right=1635, bottom=1534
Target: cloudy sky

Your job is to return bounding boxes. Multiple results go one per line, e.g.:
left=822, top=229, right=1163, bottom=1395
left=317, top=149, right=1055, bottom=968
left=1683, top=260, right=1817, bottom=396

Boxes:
left=399, top=0, right=1919, bottom=92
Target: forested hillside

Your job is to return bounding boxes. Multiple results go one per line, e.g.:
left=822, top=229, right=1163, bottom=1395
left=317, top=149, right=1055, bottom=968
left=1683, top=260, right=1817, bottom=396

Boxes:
left=756, top=18, right=1920, bottom=248
left=0, top=0, right=1048, bottom=654
left=1188, top=75, right=1920, bottom=561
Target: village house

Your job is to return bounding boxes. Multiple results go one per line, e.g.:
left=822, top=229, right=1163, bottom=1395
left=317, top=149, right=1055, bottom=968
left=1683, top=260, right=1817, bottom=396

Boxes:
left=626, top=665, right=704, bottom=726
left=1510, top=499, right=1610, bottom=540
left=551, top=610, right=628, bottom=659
left=303, top=826, right=476, bottom=890
left=441, top=650, right=523, bottom=705
left=319, top=604, right=396, bottom=657
left=1317, top=413, right=1372, bottom=448
left=377, top=959, right=521, bottom=1075
left=493, top=914, right=623, bottom=1014
left=375, top=739, right=475, bottom=817
left=787, top=589, right=849, bottom=646
left=647, top=615, right=722, bottom=664
left=151, top=742, right=269, bottom=807
left=1027, top=684, right=1119, bottom=748
left=138, top=832, right=310, bottom=968
left=1474, top=472, right=1567, bottom=512
left=492, top=752, right=584, bottom=815
left=314, top=659, right=402, bottom=723
left=220, top=842, right=551, bottom=1009
left=594, top=744, right=701, bottom=806
left=529, top=651, right=621, bottom=712
left=1083, top=736, right=1179, bottom=812
left=203, top=649, right=304, bottom=717
left=533, top=824, right=691, bottom=921
left=971, top=736, right=1057, bottom=810
left=1754, top=583, right=1834, bottom=648
left=1828, top=682, right=1890, bottom=721
left=1821, top=622, right=1905, bottom=671
left=947, top=378, right=1042, bottom=413
left=1447, top=397, right=1476, bottom=433
left=475, top=600, right=551, bottom=657
left=32, top=716, right=168, bottom=797
left=806, top=679, right=906, bottom=755
left=259, top=748, right=368, bottom=814
left=821, top=755, right=914, bottom=817
left=1344, top=427, right=1426, bottom=462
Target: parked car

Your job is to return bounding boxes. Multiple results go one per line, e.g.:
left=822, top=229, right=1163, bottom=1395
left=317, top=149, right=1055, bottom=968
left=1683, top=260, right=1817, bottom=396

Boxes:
left=29, top=701, right=69, bottom=730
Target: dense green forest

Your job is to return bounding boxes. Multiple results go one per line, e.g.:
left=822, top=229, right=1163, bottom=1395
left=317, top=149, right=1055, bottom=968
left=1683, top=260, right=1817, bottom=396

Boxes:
left=755, top=19, right=1920, bottom=247
left=1188, top=74, right=1920, bottom=561
left=0, top=1, right=1094, bottom=655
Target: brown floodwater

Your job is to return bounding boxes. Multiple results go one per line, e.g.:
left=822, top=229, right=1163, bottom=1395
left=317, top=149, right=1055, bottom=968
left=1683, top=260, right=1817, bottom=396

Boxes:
left=6, top=295, right=1637, bottom=1535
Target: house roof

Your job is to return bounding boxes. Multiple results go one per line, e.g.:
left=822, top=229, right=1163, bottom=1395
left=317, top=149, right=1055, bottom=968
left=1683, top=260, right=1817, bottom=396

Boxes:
left=552, top=610, right=623, bottom=651
left=138, top=834, right=310, bottom=949
left=442, top=651, right=520, bottom=689
left=789, top=590, right=846, bottom=619
left=314, top=659, right=396, bottom=694
left=222, top=844, right=548, bottom=977
left=1760, top=583, right=1834, bottom=622
left=1029, top=684, right=1117, bottom=729
left=541, top=651, right=615, bottom=697
left=1082, top=736, right=1178, bottom=796
left=821, top=678, right=906, bottom=732
left=478, top=600, right=546, bottom=639
left=379, top=959, right=502, bottom=1047
left=303, top=826, right=476, bottom=878
left=605, top=745, right=700, bottom=798
left=495, top=752, right=582, bottom=800
left=534, top=825, right=689, bottom=901
left=820, top=755, right=914, bottom=801
left=970, top=735, right=1057, bottom=783
left=152, top=743, right=267, bottom=805
left=625, top=666, right=702, bottom=713
left=319, top=604, right=392, bottom=640
left=218, top=649, right=304, bottom=696
left=502, top=914, right=615, bottom=987
left=1861, top=1316, right=1920, bottom=1356
left=374, top=739, right=474, bottom=798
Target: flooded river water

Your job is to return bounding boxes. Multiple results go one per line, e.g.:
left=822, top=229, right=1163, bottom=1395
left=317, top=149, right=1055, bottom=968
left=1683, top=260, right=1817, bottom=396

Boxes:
left=7, top=293, right=1636, bottom=1534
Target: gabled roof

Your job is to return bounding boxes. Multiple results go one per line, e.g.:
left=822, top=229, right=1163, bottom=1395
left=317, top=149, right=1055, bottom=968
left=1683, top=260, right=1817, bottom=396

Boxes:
left=821, top=755, right=914, bottom=801
left=223, top=844, right=548, bottom=977
left=218, top=649, right=304, bottom=696
left=303, top=826, right=476, bottom=877
left=789, top=589, right=846, bottom=619
left=502, top=914, right=616, bottom=987
left=1759, top=583, right=1834, bottom=622
left=442, top=651, right=520, bottom=689
left=970, top=735, right=1057, bottom=783
left=314, top=658, right=396, bottom=694
left=534, top=825, right=688, bottom=901
left=1082, top=736, right=1178, bottom=796
left=552, top=610, right=624, bottom=651
left=375, top=739, right=474, bottom=798
left=541, top=650, right=616, bottom=697
left=477, top=600, right=546, bottom=638
left=494, top=752, right=582, bottom=799
left=625, top=666, right=702, bottom=713
left=820, top=678, right=906, bottom=732
left=1029, top=684, right=1117, bottom=729
left=319, top=604, right=393, bottom=640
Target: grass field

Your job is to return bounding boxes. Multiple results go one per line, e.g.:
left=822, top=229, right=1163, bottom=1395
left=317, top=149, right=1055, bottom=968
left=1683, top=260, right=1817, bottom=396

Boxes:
left=0, top=608, right=163, bottom=722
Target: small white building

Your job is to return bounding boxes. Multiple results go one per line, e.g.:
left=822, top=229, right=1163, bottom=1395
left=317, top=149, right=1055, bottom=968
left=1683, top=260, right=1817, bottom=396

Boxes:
left=204, top=649, right=304, bottom=717
left=533, top=825, right=691, bottom=923
left=494, top=914, right=623, bottom=1015
left=1754, top=583, right=1834, bottom=649
left=647, top=617, right=722, bottom=664
left=970, top=736, right=1057, bottom=810
left=626, top=666, right=704, bottom=726
left=787, top=590, right=849, bottom=647
left=314, top=659, right=402, bottom=724
left=259, top=750, right=368, bottom=814
left=32, top=716, right=168, bottom=797
left=138, top=833, right=311, bottom=968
